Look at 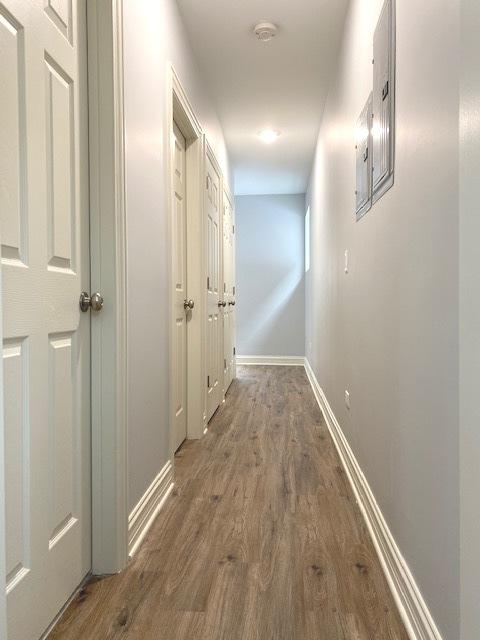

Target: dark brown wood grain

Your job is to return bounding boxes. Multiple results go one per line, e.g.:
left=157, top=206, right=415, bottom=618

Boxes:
left=50, top=365, right=408, bottom=640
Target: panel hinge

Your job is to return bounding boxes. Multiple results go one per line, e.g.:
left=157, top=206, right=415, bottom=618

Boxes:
left=232, top=225, right=235, bottom=234
left=207, top=375, right=210, bottom=388
left=224, top=358, right=227, bottom=369
left=233, top=286, right=235, bottom=295
left=207, top=276, right=210, bottom=289
left=233, top=347, right=236, bottom=355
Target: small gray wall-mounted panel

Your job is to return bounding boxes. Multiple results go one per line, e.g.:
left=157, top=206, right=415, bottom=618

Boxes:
left=372, top=0, right=395, bottom=201
left=356, top=93, right=373, bottom=220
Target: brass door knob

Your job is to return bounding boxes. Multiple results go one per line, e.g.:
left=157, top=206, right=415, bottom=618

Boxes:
left=184, top=299, right=195, bottom=310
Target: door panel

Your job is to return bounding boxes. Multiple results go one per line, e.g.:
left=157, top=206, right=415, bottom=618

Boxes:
left=172, top=121, right=187, bottom=451
left=0, top=8, right=27, bottom=265
left=205, top=155, right=221, bottom=421
left=3, top=339, right=27, bottom=589
left=1, top=1, right=90, bottom=639
left=45, top=54, right=75, bottom=271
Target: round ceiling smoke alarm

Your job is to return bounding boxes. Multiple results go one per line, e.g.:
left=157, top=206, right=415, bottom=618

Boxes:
left=254, top=22, right=278, bottom=42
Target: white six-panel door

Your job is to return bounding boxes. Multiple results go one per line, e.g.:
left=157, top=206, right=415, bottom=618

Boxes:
left=1, top=1, right=90, bottom=638
left=222, top=190, right=235, bottom=394
left=172, top=122, right=188, bottom=451
left=205, top=154, right=221, bottom=421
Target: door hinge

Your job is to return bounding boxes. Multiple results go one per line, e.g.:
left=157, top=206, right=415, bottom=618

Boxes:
left=382, top=80, right=389, bottom=101
left=207, top=276, right=210, bottom=290
left=224, top=283, right=226, bottom=292
left=233, top=347, right=236, bottom=355
left=232, top=225, right=235, bottom=234
left=224, top=358, right=227, bottom=369
left=233, top=286, right=235, bottom=295
left=207, top=375, right=210, bottom=388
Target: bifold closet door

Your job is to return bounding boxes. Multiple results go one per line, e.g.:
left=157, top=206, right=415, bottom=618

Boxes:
left=205, top=153, right=222, bottom=421
left=222, top=190, right=235, bottom=393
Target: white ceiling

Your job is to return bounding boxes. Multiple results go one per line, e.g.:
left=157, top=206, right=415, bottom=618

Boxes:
left=176, top=0, right=349, bottom=195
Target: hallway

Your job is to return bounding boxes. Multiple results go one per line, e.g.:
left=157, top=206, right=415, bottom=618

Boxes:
left=50, top=366, right=407, bottom=640
left=1, top=0, right=479, bottom=636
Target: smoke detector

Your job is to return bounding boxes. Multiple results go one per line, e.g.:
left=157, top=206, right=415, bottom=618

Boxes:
left=254, top=22, right=278, bottom=42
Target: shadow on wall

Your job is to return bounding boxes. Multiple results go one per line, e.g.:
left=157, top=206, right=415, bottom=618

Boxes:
left=238, top=263, right=304, bottom=354
left=235, top=194, right=306, bottom=358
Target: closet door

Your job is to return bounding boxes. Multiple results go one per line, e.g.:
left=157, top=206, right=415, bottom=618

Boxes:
left=222, top=189, right=235, bottom=393
left=171, top=121, right=188, bottom=450
left=205, top=151, right=221, bottom=421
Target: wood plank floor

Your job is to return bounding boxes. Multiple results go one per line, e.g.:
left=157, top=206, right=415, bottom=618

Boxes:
left=50, top=366, right=408, bottom=640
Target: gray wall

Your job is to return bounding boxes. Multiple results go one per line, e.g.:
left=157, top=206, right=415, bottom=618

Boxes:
left=306, top=0, right=459, bottom=637
left=123, top=0, right=230, bottom=512
left=236, top=194, right=305, bottom=358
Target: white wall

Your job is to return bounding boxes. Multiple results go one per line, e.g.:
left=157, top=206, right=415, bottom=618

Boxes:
left=459, top=1, right=480, bottom=638
left=306, top=1, right=459, bottom=637
left=123, top=0, right=230, bottom=512
left=236, top=194, right=305, bottom=358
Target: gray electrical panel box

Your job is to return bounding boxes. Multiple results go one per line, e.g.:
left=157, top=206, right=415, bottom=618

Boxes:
left=355, top=93, right=373, bottom=220
left=372, top=0, right=395, bottom=202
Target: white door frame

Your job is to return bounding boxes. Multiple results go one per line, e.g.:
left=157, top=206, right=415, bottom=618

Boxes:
left=166, top=65, right=206, bottom=460
left=86, top=0, right=128, bottom=575
left=0, top=1, right=129, bottom=632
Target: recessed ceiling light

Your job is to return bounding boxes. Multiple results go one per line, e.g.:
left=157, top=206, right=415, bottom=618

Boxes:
left=254, top=22, right=277, bottom=42
left=258, top=129, right=280, bottom=143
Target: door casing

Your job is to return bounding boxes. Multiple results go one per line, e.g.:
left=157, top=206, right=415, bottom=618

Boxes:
left=86, top=0, right=128, bottom=576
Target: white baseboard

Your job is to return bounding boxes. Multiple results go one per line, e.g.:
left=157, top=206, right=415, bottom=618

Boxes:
left=237, top=355, right=305, bottom=366
left=304, top=359, right=443, bottom=640
left=128, top=460, right=174, bottom=557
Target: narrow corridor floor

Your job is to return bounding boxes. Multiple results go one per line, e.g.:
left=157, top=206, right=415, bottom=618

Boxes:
left=51, top=366, right=408, bottom=640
